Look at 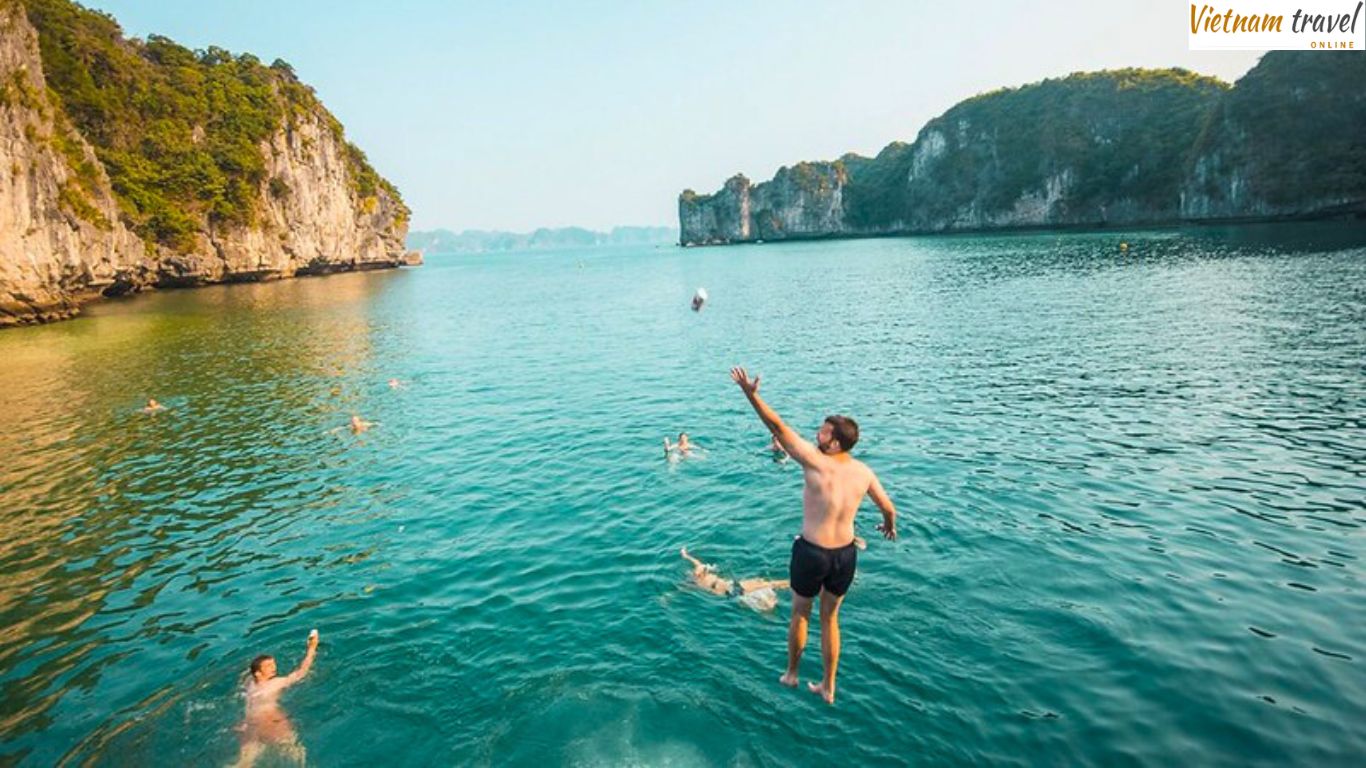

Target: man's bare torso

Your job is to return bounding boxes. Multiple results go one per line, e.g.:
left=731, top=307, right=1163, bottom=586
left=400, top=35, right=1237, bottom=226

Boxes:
left=801, top=455, right=874, bottom=548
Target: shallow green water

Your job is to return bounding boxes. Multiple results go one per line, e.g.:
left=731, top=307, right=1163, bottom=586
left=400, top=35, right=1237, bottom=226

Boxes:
left=1, top=224, right=1364, bottom=766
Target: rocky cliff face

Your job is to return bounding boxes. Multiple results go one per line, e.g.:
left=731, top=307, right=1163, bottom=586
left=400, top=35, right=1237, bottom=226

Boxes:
left=680, top=56, right=1366, bottom=245
left=0, top=2, right=144, bottom=323
left=157, top=110, right=410, bottom=287
left=1181, top=52, right=1366, bottom=219
left=750, top=162, right=848, bottom=240
left=0, top=0, right=410, bottom=326
left=679, top=163, right=852, bottom=246
left=679, top=175, right=753, bottom=245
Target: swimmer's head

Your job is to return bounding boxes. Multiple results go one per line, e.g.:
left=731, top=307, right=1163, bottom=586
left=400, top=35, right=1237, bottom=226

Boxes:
left=250, top=654, right=276, bottom=682
left=817, top=415, right=858, bottom=454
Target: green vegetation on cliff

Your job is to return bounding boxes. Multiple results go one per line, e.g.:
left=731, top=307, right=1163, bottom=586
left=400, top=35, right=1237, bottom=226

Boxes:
left=21, top=0, right=405, bottom=251
left=1188, top=51, right=1366, bottom=211
left=846, top=68, right=1228, bottom=230
left=841, top=143, right=912, bottom=230
left=682, top=54, right=1364, bottom=245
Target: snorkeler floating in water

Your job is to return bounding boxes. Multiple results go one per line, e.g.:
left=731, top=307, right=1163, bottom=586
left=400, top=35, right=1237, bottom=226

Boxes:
left=731, top=366, right=898, bottom=705
left=235, top=629, right=319, bottom=768
left=680, top=547, right=790, bottom=612
left=663, top=432, right=695, bottom=459
left=141, top=398, right=165, bottom=414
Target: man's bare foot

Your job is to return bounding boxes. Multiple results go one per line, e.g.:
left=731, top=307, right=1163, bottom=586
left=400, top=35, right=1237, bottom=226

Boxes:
left=807, top=681, right=836, bottom=704
left=779, top=672, right=799, bottom=688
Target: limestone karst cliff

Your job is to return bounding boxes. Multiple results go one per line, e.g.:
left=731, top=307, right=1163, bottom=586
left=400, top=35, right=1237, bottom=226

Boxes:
left=1181, top=52, right=1366, bottom=219
left=679, top=54, right=1366, bottom=246
left=0, top=0, right=411, bottom=326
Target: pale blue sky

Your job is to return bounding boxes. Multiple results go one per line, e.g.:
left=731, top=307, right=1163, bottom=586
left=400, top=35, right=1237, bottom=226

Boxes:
left=82, top=1, right=1260, bottom=232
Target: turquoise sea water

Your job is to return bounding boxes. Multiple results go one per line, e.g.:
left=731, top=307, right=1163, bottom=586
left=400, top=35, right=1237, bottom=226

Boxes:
left=1, top=224, right=1364, bottom=766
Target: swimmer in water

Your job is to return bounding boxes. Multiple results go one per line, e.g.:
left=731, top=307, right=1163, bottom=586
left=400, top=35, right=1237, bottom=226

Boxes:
left=769, top=434, right=788, bottom=460
left=680, top=548, right=789, bottom=611
left=387, top=378, right=401, bottom=389
left=326, top=415, right=379, bottom=437
left=142, top=398, right=165, bottom=414
left=663, top=432, right=695, bottom=459
left=691, top=287, right=708, bottom=312
left=235, top=629, right=318, bottom=767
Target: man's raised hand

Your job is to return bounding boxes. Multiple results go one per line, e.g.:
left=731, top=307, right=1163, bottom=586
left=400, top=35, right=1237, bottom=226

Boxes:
left=730, top=366, right=761, bottom=396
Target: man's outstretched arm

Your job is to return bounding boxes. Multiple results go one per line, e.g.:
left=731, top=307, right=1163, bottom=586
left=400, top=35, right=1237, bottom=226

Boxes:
left=282, top=630, right=319, bottom=686
left=867, top=473, right=898, bottom=540
left=730, top=367, right=822, bottom=467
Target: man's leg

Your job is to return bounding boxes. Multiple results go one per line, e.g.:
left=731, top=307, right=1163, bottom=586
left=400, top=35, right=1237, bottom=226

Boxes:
left=808, top=589, right=844, bottom=704
left=782, top=593, right=813, bottom=687
left=739, top=578, right=788, bottom=594
left=234, top=739, right=262, bottom=768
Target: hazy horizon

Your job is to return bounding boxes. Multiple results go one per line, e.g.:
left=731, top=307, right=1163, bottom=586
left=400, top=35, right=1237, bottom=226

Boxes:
left=80, top=1, right=1261, bottom=232
left=407, top=224, right=677, bottom=235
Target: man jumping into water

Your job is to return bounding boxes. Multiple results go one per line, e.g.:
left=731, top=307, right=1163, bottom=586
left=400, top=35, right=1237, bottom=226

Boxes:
left=730, top=366, right=897, bottom=704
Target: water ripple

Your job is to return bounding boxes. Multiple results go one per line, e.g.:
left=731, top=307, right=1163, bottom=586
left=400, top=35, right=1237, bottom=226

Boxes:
left=0, top=226, right=1364, bottom=765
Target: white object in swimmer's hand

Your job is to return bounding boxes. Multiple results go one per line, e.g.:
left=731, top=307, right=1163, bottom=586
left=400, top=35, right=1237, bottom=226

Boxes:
left=309, top=629, right=319, bottom=640
left=691, top=287, right=708, bottom=311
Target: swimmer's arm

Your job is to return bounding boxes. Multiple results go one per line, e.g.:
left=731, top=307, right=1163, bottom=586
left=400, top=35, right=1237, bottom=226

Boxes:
left=680, top=547, right=707, bottom=572
left=867, top=474, right=898, bottom=540
left=730, top=367, right=822, bottom=467
left=282, top=634, right=318, bottom=686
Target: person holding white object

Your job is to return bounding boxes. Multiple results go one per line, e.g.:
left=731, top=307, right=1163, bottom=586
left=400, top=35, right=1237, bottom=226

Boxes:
left=234, top=629, right=319, bottom=767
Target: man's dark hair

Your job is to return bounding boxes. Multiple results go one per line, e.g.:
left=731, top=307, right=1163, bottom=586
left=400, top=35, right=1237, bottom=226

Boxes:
left=824, top=415, right=859, bottom=452
left=250, top=654, right=273, bottom=677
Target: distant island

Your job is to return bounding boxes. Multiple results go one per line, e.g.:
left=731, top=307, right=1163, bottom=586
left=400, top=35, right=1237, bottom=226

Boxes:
left=407, top=226, right=677, bottom=254
left=1, top=0, right=410, bottom=327
left=679, top=52, right=1366, bottom=246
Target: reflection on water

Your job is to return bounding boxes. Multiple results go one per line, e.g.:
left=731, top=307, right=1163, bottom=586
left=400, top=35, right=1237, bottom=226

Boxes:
left=0, top=272, right=396, bottom=764
left=0, top=224, right=1364, bottom=766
